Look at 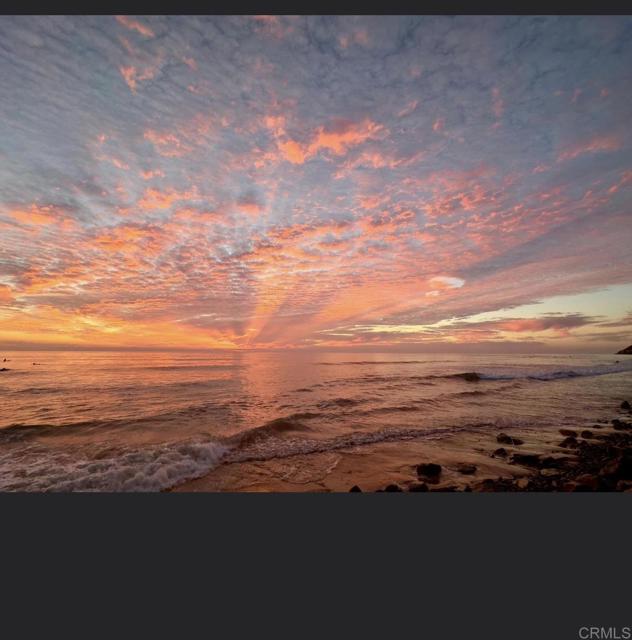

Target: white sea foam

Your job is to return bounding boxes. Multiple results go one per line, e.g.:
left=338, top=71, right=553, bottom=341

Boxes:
left=0, top=439, right=229, bottom=492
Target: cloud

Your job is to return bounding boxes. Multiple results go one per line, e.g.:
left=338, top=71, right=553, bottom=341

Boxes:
left=115, top=15, right=155, bottom=39
left=1, top=16, right=631, bottom=350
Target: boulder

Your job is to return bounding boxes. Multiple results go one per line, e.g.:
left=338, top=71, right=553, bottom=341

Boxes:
left=516, top=478, right=530, bottom=490
left=574, top=474, right=600, bottom=491
left=496, top=433, right=524, bottom=446
left=0, top=367, right=9, bottom=372
left=416, top=463, right=442, bottom=479
left=511, top=453, right=541, bottom=467
left=600, top=455, right=632, bottom=481
left=621, top=400, right=631, bottom=411
left=540, top=456, right=571, bottom=469
left=384, top=484, right=403, bottom=492
left=408, top=482, right=429, bottom=492
left=616, top=345, right=632, bottom=354
left=581, top=430, right=593, bottom=439
left=612, top=419, right=631, bottom=431
left=349, top=485, right=362, bottom=492
left=492, top=447, right=508, bottom=458
left=559, top=429, right=577, bottom=437
left=559, top=436, right=579, bottom=448
left=456, top=463, right=477, bottom=475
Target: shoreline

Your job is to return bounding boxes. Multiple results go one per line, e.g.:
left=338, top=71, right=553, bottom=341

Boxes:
left=172, top=401, right=632, bottom=492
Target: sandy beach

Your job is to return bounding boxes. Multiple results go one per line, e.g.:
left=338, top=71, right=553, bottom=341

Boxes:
left=173, top=401, right=632, bottom=492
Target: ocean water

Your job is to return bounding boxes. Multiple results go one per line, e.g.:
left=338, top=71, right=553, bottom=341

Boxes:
left=0, top=350, right=631, bottom=491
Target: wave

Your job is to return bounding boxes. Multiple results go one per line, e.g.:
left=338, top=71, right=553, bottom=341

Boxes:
left=225, top=423, right=491, bottom=465
left=0, top=438, right=229, bottom=492
left=318, top=360, right=431, bottom=366
left=139, top=364, right=244, bottom=371
left=411, top=362, right=632, bottom=383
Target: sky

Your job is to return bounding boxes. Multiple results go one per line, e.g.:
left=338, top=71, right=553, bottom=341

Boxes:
left=0, top=15, right=631, bottom=352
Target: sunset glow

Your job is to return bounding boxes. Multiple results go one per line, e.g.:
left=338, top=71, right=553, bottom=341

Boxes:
left=1, top=15, right=631, bottom=351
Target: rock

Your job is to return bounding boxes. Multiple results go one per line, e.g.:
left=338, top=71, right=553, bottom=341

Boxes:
left=540, top=468, right=560, bottom=477
left=581, top=430, right=593, bottom=439
left=455, top=372, right=481, bottom=382
left=621, top=400, right=631, bottom=411
left=616, top=345, right=632, bottom=354
left=430, top=485, right=458, bottom=492
left=492, top=447, right=508, bottom=458
left=574, top=474, right=600, bottom=491
left=456, top=463, right=477, bottom=475
left=612, top=419, right=631, bottom=431
left=0, top=367, right=9, bottom=372
left=540, top=456, right=572, bottom=469
left=559, top=429, right=577, bottom=437
left=511, top=453, right=541, bottom=467
left=559, top=436, right=579, bottom=448
left=416, top=463, right=442, bottom=479
left=516, top=478, right=530, bottom=489
left=384, top=484, right=403, bottom=492
left=408, top=482, right=429, bottom=492
left=349, top=485, right=362, bottom=492
left=496, top=433, right=524, bottom=446
left=600, top=455, right=632, bottom=481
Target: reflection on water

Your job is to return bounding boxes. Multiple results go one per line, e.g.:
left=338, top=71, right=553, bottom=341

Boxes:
left=0, top=350, right=630, bottom=491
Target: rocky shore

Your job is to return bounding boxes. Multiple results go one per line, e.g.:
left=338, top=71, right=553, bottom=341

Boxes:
left=174, top=400, right=632, bottom=493
left=357, top=401, right=632, bottom=493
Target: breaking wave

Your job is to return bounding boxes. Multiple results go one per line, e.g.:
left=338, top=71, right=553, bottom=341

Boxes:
left=0, top=439, right=229, bottom=492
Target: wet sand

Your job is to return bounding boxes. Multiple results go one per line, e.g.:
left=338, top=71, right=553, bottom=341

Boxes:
left=173, top=404, right=632, bottom=492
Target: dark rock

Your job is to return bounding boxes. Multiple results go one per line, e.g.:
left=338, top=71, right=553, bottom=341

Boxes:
left=408, top=482, right=429, bottom=492
left=455, top=372, right=481, bottom=382
left=349, top=485, right=362, bottom=493
left=456, top=463, right=477, bottom=475
left=384, top=484, right=403, bottom=492
left=511, top=453, right=541, bottom=467
left=540, top=456, right=572, bottom=469
left=496, top=433, right=524, bottom=446
left=600, top=455, right=632, bottom=481
left=574, top=474, right=600, bottom=491
left=416, top=463, right=442, bottom=479
left=612, top=419, right=631, bottom=431
left=0, top=367, right=9, bottom=372
left=559, top=429, right=577, bottom=437
left=559, top=436, right=579, bottom=448
left=430, top=485, right=458, bottom=492
left=616, top=345, right=632, bottom=354
left=581, top=430, right=593, bottom=439
left=492, top=447, right=508, bottom=458
left=621, top=400, right=631, bottom=411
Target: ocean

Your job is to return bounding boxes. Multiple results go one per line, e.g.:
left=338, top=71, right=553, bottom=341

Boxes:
left=1, top=350, right=630, bottom=491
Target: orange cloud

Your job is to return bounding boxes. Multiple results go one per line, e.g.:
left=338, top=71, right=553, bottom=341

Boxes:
left=119, top=64, right=158, bottom=93
left=137, top=187, right=198, bottom=211
left=278, top=119, right=384, bottom=164
left=7, top=204, right=63, bottom=226
left=278, top=140, right=308, bottom=164
left=557, top=135, right=621, bottom=162
left=0, top=284, right=14, bottom=302
left=115, top=15, right=155, bottom=38
left=144, top=129, right=190, bottom=157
